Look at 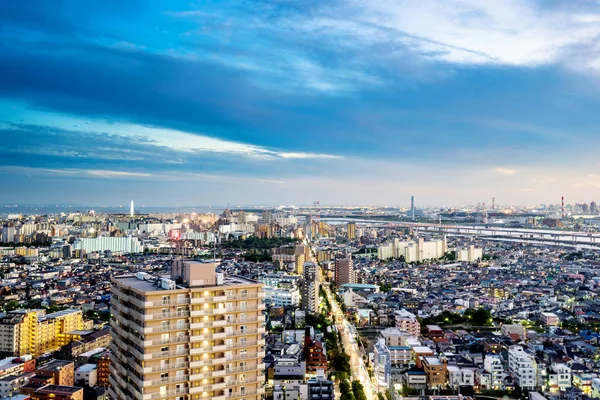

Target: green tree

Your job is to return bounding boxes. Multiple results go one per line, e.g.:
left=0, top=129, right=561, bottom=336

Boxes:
left=340, top=380, right=352, bottom=395
left=352, top=380, right=368, bottom=400
left=4, top=300, right=19, bottom=311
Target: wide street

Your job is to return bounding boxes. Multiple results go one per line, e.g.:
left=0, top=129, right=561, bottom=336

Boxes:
left=321, top=278, right=377, bottom=400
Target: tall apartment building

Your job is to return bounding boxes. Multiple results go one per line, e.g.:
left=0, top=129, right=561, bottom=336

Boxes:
left=483, top=354, right=505, bottom=390
left=422, top=357, right=447, bottom=389
left=0, top=309, right=84, bottom=357
left=295, top=244, right=311, bottom=275
left=347, top=222, right=356, bottom=240
left=334, top=254, right=354, bottom=286
left=508, top=345, right=537, bottom=391
left=301, top=262, right=319, bottom=314
left=37, top=360, right=75, bottom=386
left=109, top=260, right=266, bottom=400
left=393, top=309, right=421, bottom=337
left=96, top=352, right=110, bottom=387
left=373, top=338, right=391, bottom=388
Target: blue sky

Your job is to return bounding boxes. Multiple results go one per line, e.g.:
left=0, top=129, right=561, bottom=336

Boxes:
left=2, top=0, right=600, bottom=206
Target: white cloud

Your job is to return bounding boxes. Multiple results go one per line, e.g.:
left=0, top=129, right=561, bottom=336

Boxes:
left=495, top=168, right=517, bottom=175
left=0, top=166, right=152, bottom=179
left=0, top=102, right=341, bottom=160
left=305, top=0, right=600, bottom=69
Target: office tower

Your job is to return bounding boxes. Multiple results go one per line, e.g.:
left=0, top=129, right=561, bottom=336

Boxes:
left=592, top=201, right=598, bottom=214
left=411, top=196, right=415, bottom=221
left=334, top=254, right=354, bottom=286
left=0, top=309, right=84, bottom=357
left=301, top=262, right=319, bottom=314
left=130, top=200, right=135, bottom=217
left=347, top=222, right=356, bottom=240
left=109, top=260, right=266, bottom=400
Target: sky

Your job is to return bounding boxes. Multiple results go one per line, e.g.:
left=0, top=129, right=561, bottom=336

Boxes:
left=2, top=0, right=600, bottom=207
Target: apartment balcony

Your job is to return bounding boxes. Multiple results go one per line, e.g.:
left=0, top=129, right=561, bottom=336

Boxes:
left=226, top=388, right=262, bottom=398
left=145, top=362, right=189, bottom=373
left=226, top=340, right=257, bottom=350
left=212, top=356, right=227, bottom=365
left=150, top=375, right=190, bottom=386
left=147, top=311, right=190, bottom=320
left=225, top=316, right=262, bottom=324
left=213, top=344, right=227, bottom=352
left=190, top=334, right=211, bottom=342
left=226, top=292, right=262, bottom=301
left=225, top=365, right=262, bottom=374
left=227, top=377, right=262, bottom=386
left=226, top=329, right=259, bottom=337
left=214, top=295, right=227, bottom=302
left=149, top=323, right=190, bottom=333
left=213, top=369, right=226, bottom=377
left=147, top=387, right=188, bottom=400
left=226, top=352, right=259, bottom=361
left=191, top=308, right=213, bottom=317
left=113, top=373, right=128, bottom=389
left=190, top=347, right=204, bottom=355
left=191, top=296, right=213, bottom=304
left=147, top=335, right=190, bottom=346
left=190, top=359, right=214, bottom=368
left=150, top=298, right=190, bottom=307
left=190, top=372, right=214, bottom=380
left=189, top=385, right=214, bottom=395
left=190, top=321, right=216, bottom=330
left=147, top=348, right=189, bottom=360
left=213, top=331, right=227, bottom=339
left=223, top=304, right=263, bottom=313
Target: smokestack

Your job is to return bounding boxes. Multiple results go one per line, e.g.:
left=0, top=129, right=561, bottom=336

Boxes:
left=411, top=196, right=415, bottom=221
left=561, top=196, right=565, bottom=219
left=130, top=200, right=135, bottom=217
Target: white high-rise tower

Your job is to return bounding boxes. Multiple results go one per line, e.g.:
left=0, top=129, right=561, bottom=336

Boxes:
left=130, top=200, right=134, bottom=217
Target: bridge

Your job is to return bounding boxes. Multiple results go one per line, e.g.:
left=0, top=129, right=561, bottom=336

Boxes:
left=320, top=218, right=600, bottom=249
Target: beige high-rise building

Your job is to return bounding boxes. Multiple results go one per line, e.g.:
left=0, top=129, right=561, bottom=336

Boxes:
left=347, top=222, right=357, bottom=240
left=109, top=260, right=266, bottom=400
left=0, top=309, right=84, bottom=357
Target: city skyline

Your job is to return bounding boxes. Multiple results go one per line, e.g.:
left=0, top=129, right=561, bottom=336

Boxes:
left=3, top=1, right=600, bottom=205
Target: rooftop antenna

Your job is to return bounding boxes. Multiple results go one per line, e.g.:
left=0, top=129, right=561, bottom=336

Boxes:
left=562, top=196, right=565, bottom=219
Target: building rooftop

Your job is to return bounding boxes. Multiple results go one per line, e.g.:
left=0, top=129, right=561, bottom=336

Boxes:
left=37, top=360, right=73, bottom=371
left=36, top=385, right=83, bottom=394
left=423, top=357, right=442, bottom=365
left=76, top=364, right=97, bottom=372
left=413, top=346, right=434, bottom=353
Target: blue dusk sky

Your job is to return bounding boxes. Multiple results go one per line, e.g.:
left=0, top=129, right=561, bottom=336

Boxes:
left=2, top=0, right=600, bottom=206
